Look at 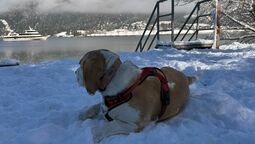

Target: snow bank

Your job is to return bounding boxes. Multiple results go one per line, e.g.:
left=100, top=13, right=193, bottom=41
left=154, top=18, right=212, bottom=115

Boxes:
left=87, top=29, right=199, bottom=37
left=1, top=43, right=255, bottom=144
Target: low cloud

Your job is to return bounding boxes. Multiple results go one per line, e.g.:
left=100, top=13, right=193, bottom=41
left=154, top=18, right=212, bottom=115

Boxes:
left=0, top=0, right=192, bottom=13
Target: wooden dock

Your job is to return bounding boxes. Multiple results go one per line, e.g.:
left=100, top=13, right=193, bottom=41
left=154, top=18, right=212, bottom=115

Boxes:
left=157, top=40, right=214, bottom=50
left=173, top=40, right=214, bottom=50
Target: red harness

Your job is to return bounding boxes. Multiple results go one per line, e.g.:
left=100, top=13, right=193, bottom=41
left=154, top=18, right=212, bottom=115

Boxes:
left=104, top=67, right=170, bottom=121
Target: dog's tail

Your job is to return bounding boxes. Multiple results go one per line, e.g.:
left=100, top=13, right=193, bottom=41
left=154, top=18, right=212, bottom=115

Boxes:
left=187, top=76, right=198, bottom=85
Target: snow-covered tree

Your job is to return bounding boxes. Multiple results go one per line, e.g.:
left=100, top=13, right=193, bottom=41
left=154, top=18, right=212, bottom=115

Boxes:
left=176, top=0, right=255, bottom=27
left=176, top=0, right=255, bottom=42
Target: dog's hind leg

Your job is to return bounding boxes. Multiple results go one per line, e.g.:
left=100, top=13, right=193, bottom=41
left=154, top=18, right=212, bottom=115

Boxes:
left=79, top=103, right=101, bottom=121
left=92, top=120, right=137, bottom=143
left=187, top=76, right=198, bottom=85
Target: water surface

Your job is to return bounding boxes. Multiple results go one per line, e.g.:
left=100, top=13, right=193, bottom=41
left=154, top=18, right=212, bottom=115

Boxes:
left=0, top=36, right=140, bottom=63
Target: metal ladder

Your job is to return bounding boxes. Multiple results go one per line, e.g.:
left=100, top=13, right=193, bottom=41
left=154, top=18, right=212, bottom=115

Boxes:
left=173, top=0, right=215, bottom=50
left=135, top=0, right=175, bottom=52
left=135, top=0, right=215, bottom=52
left=174, top=0, right=213, bottom=41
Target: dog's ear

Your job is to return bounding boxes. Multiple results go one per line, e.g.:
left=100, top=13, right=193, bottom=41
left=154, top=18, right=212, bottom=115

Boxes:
left=81, top=52, right=106, bottom=95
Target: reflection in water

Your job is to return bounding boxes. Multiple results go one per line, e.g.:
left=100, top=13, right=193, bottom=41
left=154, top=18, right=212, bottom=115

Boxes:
left=0, top=37, right=139, bottom=64
left=0, top=33, right=237, bottom=64
left=0, top=49, right=84, bottom=64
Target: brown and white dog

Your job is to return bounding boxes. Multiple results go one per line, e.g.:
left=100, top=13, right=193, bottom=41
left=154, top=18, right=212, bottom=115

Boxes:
left=75, top=49, right=196, bottom=142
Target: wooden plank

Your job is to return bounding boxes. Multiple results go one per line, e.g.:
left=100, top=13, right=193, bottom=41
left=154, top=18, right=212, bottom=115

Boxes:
left=174, top=41, right=213, bottom=50
left=212, top=0, right=221, bottom=49
left=157, top=40, right=213, bottom=50
left=174, top=43, right=213, bottom=50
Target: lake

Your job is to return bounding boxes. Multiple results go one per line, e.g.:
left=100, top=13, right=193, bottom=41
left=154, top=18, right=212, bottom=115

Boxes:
left=0, top=33, right=222, bottom=64
left=0, top=36, right=141, bottom=64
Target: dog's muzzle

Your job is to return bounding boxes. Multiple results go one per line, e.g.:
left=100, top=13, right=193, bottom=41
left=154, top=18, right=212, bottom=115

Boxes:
left=75, top=67, right=84, bottom=87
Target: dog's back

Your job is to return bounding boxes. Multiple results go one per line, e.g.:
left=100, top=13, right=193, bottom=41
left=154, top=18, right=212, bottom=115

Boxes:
left=158, top=67, right=191, bottom=121
left=125, top=66, right=193, bottom=128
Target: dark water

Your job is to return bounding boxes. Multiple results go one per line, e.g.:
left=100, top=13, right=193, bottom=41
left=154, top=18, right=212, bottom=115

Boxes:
left=0, top=33, right=232, bottom=64
left=0, top=36, right=140, bottom=64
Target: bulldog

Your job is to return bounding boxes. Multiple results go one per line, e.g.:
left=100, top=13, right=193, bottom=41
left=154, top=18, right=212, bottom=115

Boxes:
left=75, top=49, right=196, bottom=142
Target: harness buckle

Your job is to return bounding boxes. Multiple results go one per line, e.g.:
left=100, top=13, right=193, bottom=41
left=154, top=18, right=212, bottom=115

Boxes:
left=161, top=90, right=170, bottom=105
left=149, top=68, right=157, bottom=75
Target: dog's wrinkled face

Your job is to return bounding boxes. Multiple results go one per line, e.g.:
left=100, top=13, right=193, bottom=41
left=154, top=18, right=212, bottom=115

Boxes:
left=76, top=50, right=106, bottom=95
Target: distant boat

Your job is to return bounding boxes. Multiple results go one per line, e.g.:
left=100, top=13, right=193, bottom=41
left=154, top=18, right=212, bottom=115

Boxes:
left=0, top=27, right=50, bottom=41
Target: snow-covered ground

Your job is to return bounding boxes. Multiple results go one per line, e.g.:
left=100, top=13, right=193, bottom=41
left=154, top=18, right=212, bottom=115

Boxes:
left=1, top=43, right=255, bottom=144
left=87, top=29, right=201, bottom=37
left=86, top=29, right=243, bottom=37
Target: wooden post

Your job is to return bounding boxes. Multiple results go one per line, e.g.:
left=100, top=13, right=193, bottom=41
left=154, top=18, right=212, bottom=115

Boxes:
left=212, top=0, right=221, bottom=49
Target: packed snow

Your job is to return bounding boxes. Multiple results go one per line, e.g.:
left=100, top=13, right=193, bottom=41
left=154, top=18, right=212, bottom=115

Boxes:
left=1, top=42, right=255, bottom=144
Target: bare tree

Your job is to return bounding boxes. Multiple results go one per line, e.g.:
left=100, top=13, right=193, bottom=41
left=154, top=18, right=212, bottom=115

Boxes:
left=176, top=0, right=255, bottom=42
left=176, top=0, right=255, bottom=27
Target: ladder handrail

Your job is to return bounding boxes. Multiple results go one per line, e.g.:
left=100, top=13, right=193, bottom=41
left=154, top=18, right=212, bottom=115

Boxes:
left=174, top=0, right=212, bottom=41
left=147, top=32, right=158, bottom=51
left=135, top=0, right=172, bottom=52
left=140, top=19, right=158, bottom=52
left=135, top=0, right=213, bottom=52
left=135, top=2, right=158, bottom=52
left=180, top=13, right=211, bottom=41
left=174, top=3, right=199, bottom=41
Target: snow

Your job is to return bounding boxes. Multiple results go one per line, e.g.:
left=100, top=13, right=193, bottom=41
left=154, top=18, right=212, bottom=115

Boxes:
left=87, top=29, right=198, bottom=37
left=1, top=43, right=255, bottom=144
left=87, top=29, right=242, bottom=37
left=157, top=39, right=214, bottom=50
left=0, top=19, right=12, bottom=32
left=175, top=39, right=214, bottom=45
left=87, top=29, right=147, bottom=37
left=54, top=32, right=74, bottom=37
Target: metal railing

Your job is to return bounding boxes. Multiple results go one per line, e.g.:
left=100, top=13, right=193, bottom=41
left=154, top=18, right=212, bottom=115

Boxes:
left=135, top=0, right=214, bottom=52
left=174, top=0, right=212, bottom=41
left=135, top=0, right=255, bottom=52
left=135, top=0, right=174, bottom=52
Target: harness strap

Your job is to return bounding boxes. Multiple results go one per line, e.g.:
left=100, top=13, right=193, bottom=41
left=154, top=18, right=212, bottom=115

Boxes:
left=104, top=67, right=170, bottom=121
left=142, top=68, right=170, bottom=119
left=104, top=113, right=113, bottom=121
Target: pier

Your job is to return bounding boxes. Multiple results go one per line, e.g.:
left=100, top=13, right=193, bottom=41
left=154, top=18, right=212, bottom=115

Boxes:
left=135, top=0, right=255, bottom=52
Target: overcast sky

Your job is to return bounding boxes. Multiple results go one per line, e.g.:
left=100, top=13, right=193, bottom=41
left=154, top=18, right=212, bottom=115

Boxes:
left=0, top=0, right=193, bottom=13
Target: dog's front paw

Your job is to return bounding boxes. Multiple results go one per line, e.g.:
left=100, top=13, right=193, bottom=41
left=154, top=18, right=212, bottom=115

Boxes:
left=92, top=126, right=103, bottom=143
left=79, top=109, right=94, bottom=121
left=79, top=111, right=90, bottom=121
left=79, top=104, right=101, bottom=121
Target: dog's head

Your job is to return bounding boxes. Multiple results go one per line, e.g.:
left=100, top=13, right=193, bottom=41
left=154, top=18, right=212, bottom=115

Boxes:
left=75, top=49, right=121, bottom=95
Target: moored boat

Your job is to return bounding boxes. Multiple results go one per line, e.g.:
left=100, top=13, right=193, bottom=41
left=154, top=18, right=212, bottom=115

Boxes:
left=0, top=27, right=50, bottom=41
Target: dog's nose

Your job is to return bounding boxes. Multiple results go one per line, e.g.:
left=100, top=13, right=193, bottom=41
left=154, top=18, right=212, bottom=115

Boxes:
left=75, top=67, right=84, bottom=87
left=75, top=68, right=80, bottom=78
